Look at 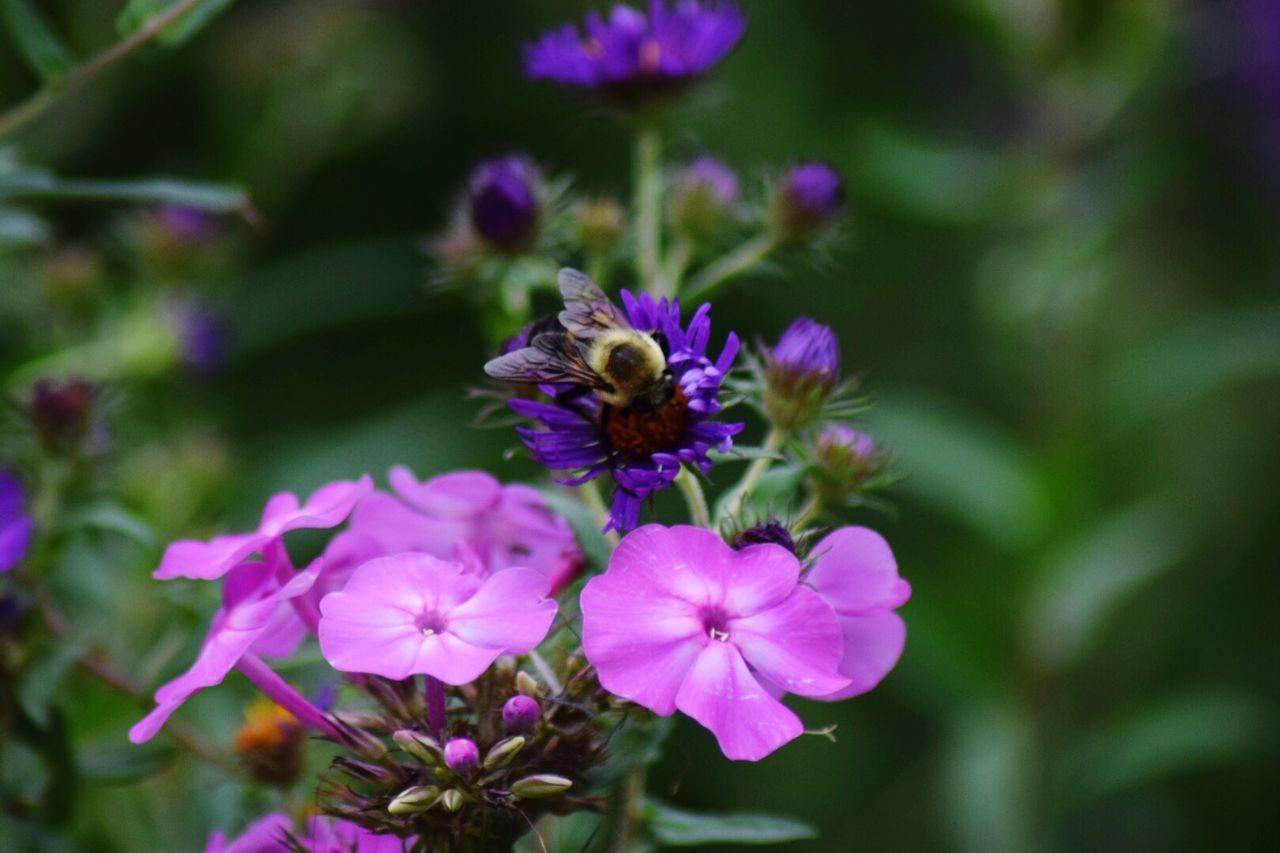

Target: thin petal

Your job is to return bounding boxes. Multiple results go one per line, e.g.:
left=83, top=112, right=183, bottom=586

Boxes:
left=807, top=527, right=911, bottom=615
left=811, top=613, right=907, bottom=702
left=447, top=568, right=557, bottom=653
left=153, top=533, right=262, bottom=581
left=730, top=587, right=849, bottom=697
left=675, top=642, right=803, bottom=761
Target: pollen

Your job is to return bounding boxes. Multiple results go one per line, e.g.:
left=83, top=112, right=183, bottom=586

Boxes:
left=604, top=384, right=690, bottom=457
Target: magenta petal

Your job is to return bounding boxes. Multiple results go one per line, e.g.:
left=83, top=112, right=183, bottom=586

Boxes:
left=153, top=532, right=262, bottom=580
left=390, top=467, right=500, bottom=517
left=807, top=527, right=911, bottom=614
left=581, top=574, right=704, bottom=714
left=730, top=587, right=850, bottom=697
left=674, top=641, right=804, bottom=761
left=412, top=632, right=506, bottom=685
left=716, top=542, right=803, bottom=616
left=263, top=475, right=374, bottom=537
left=204, top=811, right=293, bottom=853
left=129, top=696, right=185, bottom=744
left=351, top=492, right=466, bottom=558
left=448, top=567, right=557, bottom=652
left=812, top=612, right=907, bottom=701
left=606, top=524, right=723, bottom=606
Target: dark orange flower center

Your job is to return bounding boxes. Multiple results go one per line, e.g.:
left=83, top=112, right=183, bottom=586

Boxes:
left=604, top=384, right=690, bottom=458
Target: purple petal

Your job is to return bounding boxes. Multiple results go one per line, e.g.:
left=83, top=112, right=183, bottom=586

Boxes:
left=674, top=640, right=803, bottom=761
left=806, top=527, right=911, bottom=615
left=714, top=541, right=803, bottom=617
left=811, top=612, right=907, bottom=702
left=153, top=533, right=263, bottom=581
left=389, top=467, right=501, bottom=517
left=204, top=812, right=293, bottom=853
left=261, top=475, right=374, bottom=537
left=447, top=567, right=557, bottom=652
left=729, top=586, right=849, bottom=697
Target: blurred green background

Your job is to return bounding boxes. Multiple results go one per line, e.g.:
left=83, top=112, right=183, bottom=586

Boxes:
left=1, top=0, right=1278, bottom=850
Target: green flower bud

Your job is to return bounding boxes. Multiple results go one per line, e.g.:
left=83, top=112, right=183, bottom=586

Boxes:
left=510, top=774, right=573, bottom=799
left=483, top=735, right=527, bottom=770
left=440, top=789, right=465, bottom=812
left=388, top=785, right=440, bottom=815
left=393, top=729, right=443, bottom=766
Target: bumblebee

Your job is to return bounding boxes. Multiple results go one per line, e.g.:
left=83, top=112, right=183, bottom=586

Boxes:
left=484, top=269, right=675, bottom=411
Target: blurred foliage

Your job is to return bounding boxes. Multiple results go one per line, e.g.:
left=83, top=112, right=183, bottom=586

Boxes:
left=0, top=0, right=1278, bottom=850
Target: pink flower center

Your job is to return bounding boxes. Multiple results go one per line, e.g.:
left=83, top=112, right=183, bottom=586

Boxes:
left=700, top=605, right=732, bottom=643
left=415, top=611, right=449, bottom=637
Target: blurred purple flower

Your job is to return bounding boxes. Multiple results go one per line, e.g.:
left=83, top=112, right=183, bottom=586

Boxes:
left=318, top=552, right=557, bottom=683
left=671, top=156, right=740, bottom=235
left=773, top=161, right=845, bottom=239
left=0, top=470, right=34, bottom=575
left=525, top=1, right=746, bottom=104
left=468, top=155, right=542, bottom=253
left=154, top=475, right=373, bottom=581
left=582, top=525, right=849, bottom=760
left=168, top=297, right=230, bottom=375
left=509, top=292, right=741, bottom=532
left=157, top=204, right=221, bottom=244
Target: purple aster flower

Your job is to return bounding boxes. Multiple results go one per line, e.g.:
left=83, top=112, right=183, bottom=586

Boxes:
left=317, top=552, right=557, bottom=683
left=763, top=317, right=841, bottom=429
left=509, top=292, right=741, bottom=532
left=581, top=525, right=849, bottom=760
left=154, top=475, right=373, bottom=581
left=131, top=545, right=327, bottom=744
left=805, top=527, right=910, bottom=700
left=347, top=467, right=583, bottom=593
left=467, top=155, right=542, bottom=253
left=0, top=470, right=34, bottom=575
left=29, top=378, right=94, bottom=455
left=771, top=161, right=845, bottom=240
left=671, top=156, right=740, bottom=236
left=524, top=1, right=746, bottom=105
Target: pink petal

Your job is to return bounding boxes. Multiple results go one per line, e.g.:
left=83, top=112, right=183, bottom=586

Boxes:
left=410, top=631, right=506, bottom=685
left=606, top=524, right=724, bottom=607
left=674, top=641, right=804, bottom=761
left=729, top=587, right=850, bottom=697
left=580, top=575, right=704, bottom=714
left=811, top=612, right=907, bottom=702
left=257, top=491, right=301, bottom=533
left=715, top=541, right=803, bottom=616
left=350, top=492, right=466, bottom=558
left=153, top=533, right=262, bottom=581
left=806, top=527, right=911, bottom=615
left=205, top=811, right=293, bottom=853
left=390, top=466, right=500, bottom=518
left=447, top=567, right=557, bottom=653
left=262, top=475, right=373, bottom=537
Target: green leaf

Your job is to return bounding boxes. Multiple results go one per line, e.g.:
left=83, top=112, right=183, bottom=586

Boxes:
left=0, top=0, right=75, bottom=81
left=60, top=502, right=158, bottom=549
left=941, top=704, right=1038, bottom=853
left=866, top=389, right=1050, bottom=548
left=645, top=801, right=817, bottom=846
left=79, top=741, right=176, bottom=783
left=1024, top=497, right=1193, bottom=670
left=0, top=169, right=253, bottom=216
left=595, top=713, right=675, bottom=787
left=116, top=0, right=235, bottom=47
left=17, top=641, right=87, bottom=727
left=538, top=487, right=612, bottom=571
left=1058, top=691, right=1266, bottom=807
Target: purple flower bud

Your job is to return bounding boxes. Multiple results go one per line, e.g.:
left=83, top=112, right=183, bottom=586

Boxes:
left=763, top=318, right=841, bottom=429
left=29, top=378, right=94, bottom=455
left=168, top=297, right=229, bottom=376
left=730, top=520, right=797, bottom=554
left=443, top=737, right=480, bottom=774
left=467, top=155, right=542, bottom=253
left=502, top=694, right=541, bottom=735
left=772, top=161, right=844, bottom=240
left=0, top=470, right=34, bottom=575
left=156, top=204, right=221, bottom=244
left=815, top=424, right=884, bottom=499
left=671, top=156, right=740, bottom=237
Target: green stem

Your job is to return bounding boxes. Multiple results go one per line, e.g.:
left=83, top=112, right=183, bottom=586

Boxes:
left=717, top=428, right=786, bottom=524
left=657, top=235, right=693, bottom=300
left=581, top=479, right=620, bottom=547
left=682, top=232, right=776, bottom=304
left=614, top=765, right=647, bottom=852
left=675, top=466, right=711, bottom=528
left=633, top=126, right=663, bottom=291
left=793, top=491, right=822, bottom=530
left=0, top=0, right=208, bottom=139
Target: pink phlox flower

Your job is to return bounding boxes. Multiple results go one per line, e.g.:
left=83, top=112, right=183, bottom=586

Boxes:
left=130, top=546, right=320, bottom=744
left=580, top=524, right=850, bottom=761
left=318, top=552, right=557, bottom=683
left=204, top=811, right=293, bottom=853
left=804, top=526, right=911, bottom=701
left=348, top=467, right=582, bottom=592
left=154, top=475, right=373, bottom=581
left=205, top=812, right=408, bottom=852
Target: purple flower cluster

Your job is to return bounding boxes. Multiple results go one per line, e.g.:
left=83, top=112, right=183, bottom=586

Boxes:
left=0, top=471, right=34, bottom=575
left=510, top=291, right=741, bottom=531
left=525, top=1, right=746, bottom=103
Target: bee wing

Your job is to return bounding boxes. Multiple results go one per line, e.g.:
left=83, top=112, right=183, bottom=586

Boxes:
left=484, top=332, right=612, bottom=390
left=557, top=268, right=632, bottom=339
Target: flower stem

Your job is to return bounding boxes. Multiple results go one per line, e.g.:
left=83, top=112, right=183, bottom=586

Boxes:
left=425, top=675, right=447, bottom=737
left=614, top=765, right=647, bottom=852
left=581, top=479, right=620, bottom=546
left=682, top=232, right=776, bottom=304
left=528, top=649, right=563, bottom=695
left=633, top=125, right=663, bottom=290
left=717, top=427, right=786, bottom=524
left=0, top=0, right=207, bottom=138
left=675, top=466, right=711, bottom=528
left=658, top=235, right=693, bottom=300
left=237, top=653, right=342, bottom=741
